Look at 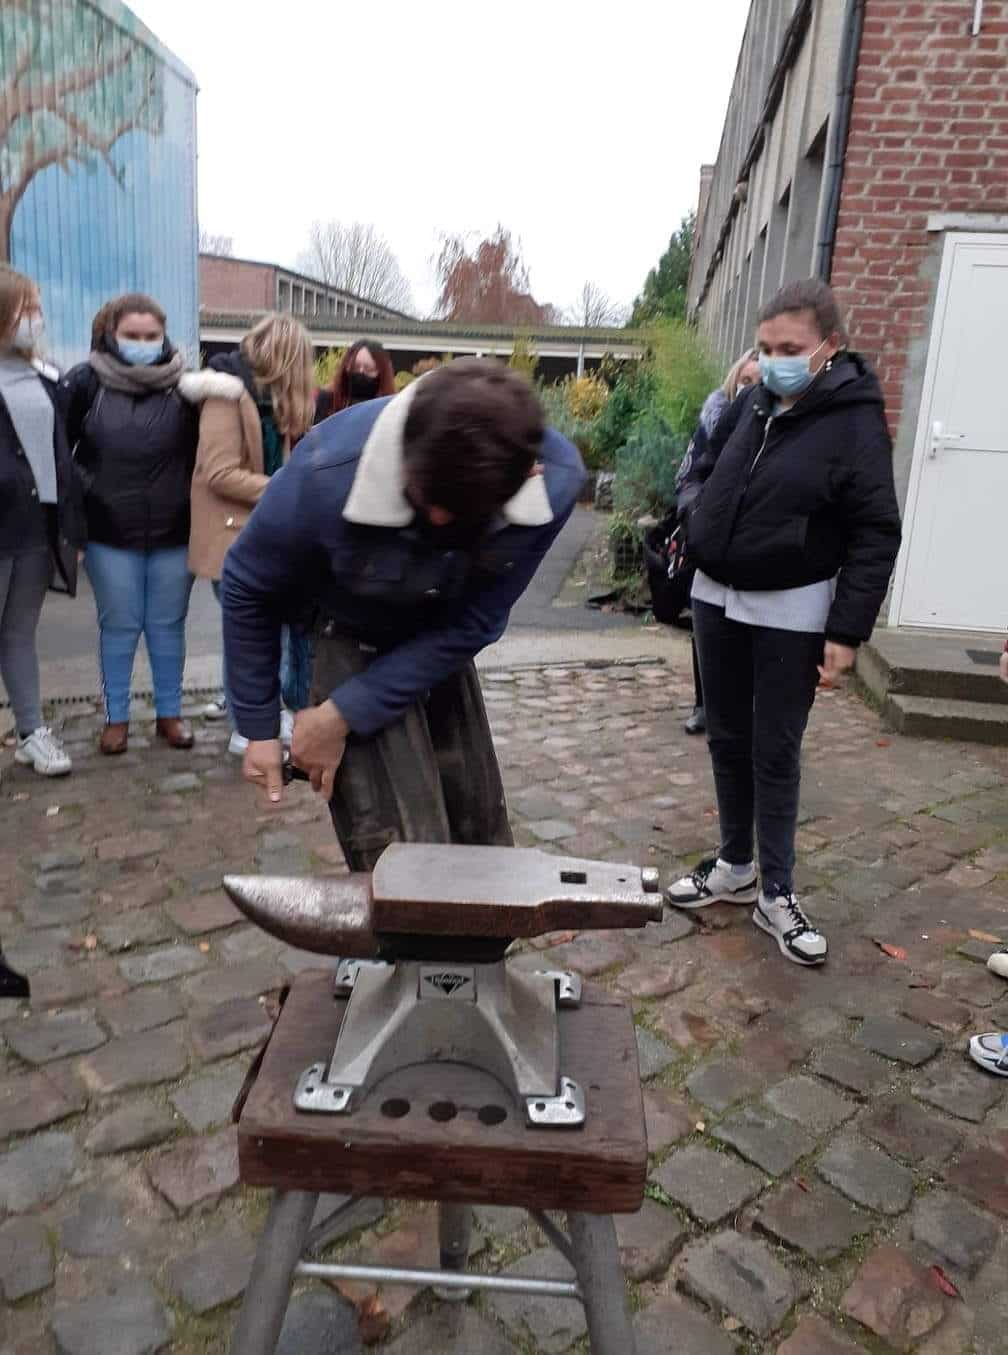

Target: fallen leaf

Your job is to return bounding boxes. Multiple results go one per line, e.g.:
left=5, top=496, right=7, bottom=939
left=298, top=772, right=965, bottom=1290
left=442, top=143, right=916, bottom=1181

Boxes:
left=876, top=738, right=892, bottom=748
left=198, top=942, right=210, bottom=954
left=929, top=1264, right=961, bottom=1299
left=356, top=1293, right=390, bottom=1343
left=794, top=1177, right=810, bottom=1193
left=83, top=933, right=98, bottom=952
left=872, top=938, right=907, bottom=961
left=722, top=1316, right=742, bottom=1331
left=968, top=929, right=1002, bottom=945
left=695, top=1121, right=706, bottom=1133
left=11, top=792, right=29, bottom=802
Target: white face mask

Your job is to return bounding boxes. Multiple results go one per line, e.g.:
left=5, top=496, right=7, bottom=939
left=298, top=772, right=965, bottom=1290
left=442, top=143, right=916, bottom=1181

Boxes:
left=11, top=312, right=44, bottom=352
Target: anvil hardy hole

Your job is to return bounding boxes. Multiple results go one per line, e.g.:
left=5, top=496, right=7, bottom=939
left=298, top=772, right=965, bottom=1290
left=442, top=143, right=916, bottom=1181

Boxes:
left=560, top=870, right=588, bottom=885
left=478, top=1104, right=508, bottom=1126
left=380, top=1098, right=411, bottom=1119
left=429, top=1101, right=458, bottom=1123
left=564, top=1101, right=576, bottom=1111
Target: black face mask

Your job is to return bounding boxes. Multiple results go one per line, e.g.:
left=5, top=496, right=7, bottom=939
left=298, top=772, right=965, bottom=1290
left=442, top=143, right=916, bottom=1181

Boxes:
left=348, top=372, right=381, bottom=403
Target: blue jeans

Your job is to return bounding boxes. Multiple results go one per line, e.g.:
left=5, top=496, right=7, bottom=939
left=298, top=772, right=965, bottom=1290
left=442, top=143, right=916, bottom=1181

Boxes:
left=86, top=544, right=194, bottom=724
left=281, top=626, right=315, bottom=712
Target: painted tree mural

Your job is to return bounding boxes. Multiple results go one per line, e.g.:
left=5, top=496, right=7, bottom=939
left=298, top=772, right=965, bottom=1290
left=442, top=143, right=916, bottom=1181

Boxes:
left=0, top=0, right=164, bottom=262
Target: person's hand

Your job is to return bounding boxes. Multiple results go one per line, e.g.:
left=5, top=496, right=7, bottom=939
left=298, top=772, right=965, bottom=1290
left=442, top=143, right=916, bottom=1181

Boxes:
left=818, top=641, right=857, bottom=688
left=1000, top=649, right=1008, bottom=685
left=243, top=738, right=284, bottom=804
left=291, top=701, right=349, bottom=799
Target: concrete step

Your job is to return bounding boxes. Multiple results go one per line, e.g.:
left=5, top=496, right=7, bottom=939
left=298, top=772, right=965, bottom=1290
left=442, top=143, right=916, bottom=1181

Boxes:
left=860, top=637, right=1008, bottom=705
left=884, top=694, right=1008, bottom=745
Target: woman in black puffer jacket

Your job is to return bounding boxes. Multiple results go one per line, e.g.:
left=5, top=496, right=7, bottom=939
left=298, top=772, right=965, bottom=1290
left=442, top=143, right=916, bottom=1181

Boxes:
left=667, top=279, right=901, bottom=969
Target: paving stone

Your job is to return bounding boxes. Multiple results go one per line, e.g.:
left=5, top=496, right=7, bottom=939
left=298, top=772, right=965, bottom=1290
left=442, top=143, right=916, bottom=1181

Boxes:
left=841, top=1243, right=946, bottom=1352
left=911, top=1190, right=1001, bottom=1278
left=946, top=1144, right=1008, bottom=1217
left=170, top=1063, right=247, bottom=1130
left=764, top=1074, right=857, bottom=1134
left=754, top=1180, right=874, bottom=1260
left=634, top=1294, right=739, bottom=1355
left=777, top=1313, right=866, bottom=1354
left=487, top=1246, right=584, bottom=1353
left=32, top=892, right=93, bottom=926
left=38, top=847, right=86, bottom=872
left=96, top=910, right=173, bottom=953
left=916, top=1304, right=976, bottom=1355
left=633, top=1025, right=677, bottom=1080
left=957, top=937, right=1001, bottom=964
left=59, top=1190, right=132, bottom=1257
left=0, top=1130, right=78, bottom=1212
left=0, top=1067, right=87, bottom=1139
left=544, top=933, right=630, bottom=978
left=383, top=1308, right=508, bottom=1355
left=148, top=1127, right=240, bottom=1213
left=165, top=1226, right=256, bottom=1313
left=938, top=966, right=1005, bottom=1008
left=860, top=1096, right=962, bottom=1166
left=653, top=1145, right=765, bottom=1225
left=0, top=1217, right=53, bottom=1300
left=615, top=957, right=695, bottom=998
left=686, top=1059, right=764, bottom=1112
left=914, top=1067, right=1004, bottom=1123
left=857, top=1015, right=942, bottom=1066
left=681, top=1228, right=800, bottom=1336
left=638, top=910, right=695, bottom=945
left=812, top=1040, right=899, bottom=1094
left=163, top=892, right=242, bottom=934
left=527, top=818, right=578, bottom=842
left=6, top=925, right=73, bottom=971
left=96, top=830, right=168, bottom=863
left=118, top=943, right=208, bottom=984
left=310, top=1194, right=385, bottom=1242
left=50, top=1279, right=170, bottom=1355
left=157, top=772, right=201, bottom=795
left=77, top=1024, right=187, bottom=1094
left=643, top=1087, right=694, bottom=1152
left=184, top=957, right=283, bottom=1005
left=712, top=1105, right=817, bottom=1177
left=899, top=989, right=973, bottom=1034
left=615, top=1198, right=685, bottom=1280
left=98, top=987, right=184, bottom=1036
left=816, top=1138, right=915, bottom=1215
left=85, top=1102, right=177, bottom=1156
left=6, top=1008, right=106, bottom=1064
left=189, top=996, right=274, bottom=1061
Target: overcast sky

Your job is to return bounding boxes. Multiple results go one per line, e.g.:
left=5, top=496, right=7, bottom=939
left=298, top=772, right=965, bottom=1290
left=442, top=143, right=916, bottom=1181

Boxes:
left=127, top=0, right=751, bottom=317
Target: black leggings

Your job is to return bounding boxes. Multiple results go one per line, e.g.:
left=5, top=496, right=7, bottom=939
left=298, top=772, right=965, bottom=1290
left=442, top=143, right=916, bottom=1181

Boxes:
left=692, top=600, right=823, bottom=893
left=691, top=636, right=704, bottom=709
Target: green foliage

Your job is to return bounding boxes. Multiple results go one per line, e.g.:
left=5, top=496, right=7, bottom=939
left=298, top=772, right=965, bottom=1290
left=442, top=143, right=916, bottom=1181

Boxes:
left=538, top=382, right=601, bottom=470
left=394, top=370, right=415, bottom=392
left=611, top=413, right=687, bottom=519
left=591, top=366, right=657, bottom=465
left=508, top=335, right=539, bottom=381
left=648, top=317, right=720, bottom=439
left=313, top=347, right=345, bottom=390
left=631, top=213, right=695, bottom=326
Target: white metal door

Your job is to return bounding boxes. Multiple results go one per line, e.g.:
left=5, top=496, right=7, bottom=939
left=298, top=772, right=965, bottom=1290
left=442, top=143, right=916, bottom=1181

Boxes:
left=894, top=235, right=1008, bottom=631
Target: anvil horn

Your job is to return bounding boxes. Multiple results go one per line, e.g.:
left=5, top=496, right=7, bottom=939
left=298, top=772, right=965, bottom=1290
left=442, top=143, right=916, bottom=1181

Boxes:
left=222, top=875, right=379, bottom=958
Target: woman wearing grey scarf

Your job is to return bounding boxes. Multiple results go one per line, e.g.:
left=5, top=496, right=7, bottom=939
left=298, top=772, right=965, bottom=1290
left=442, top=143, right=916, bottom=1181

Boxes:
left=0, top=265, right=84, bottom=782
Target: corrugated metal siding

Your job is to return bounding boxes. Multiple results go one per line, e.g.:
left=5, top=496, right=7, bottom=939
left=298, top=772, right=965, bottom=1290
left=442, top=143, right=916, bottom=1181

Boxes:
left=0, top=0, right=198, bottom=371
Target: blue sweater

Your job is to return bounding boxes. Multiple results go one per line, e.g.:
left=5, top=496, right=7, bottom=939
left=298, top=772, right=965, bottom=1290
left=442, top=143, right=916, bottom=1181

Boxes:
left=221, top=396, right=585, bottom=740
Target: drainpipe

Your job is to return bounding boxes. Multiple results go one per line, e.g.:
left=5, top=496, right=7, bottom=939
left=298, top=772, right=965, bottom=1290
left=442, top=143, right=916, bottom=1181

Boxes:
left=816, top=0, right=866, bottom=280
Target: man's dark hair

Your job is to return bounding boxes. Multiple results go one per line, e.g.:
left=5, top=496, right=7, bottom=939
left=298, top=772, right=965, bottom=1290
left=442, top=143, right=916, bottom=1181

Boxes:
left=757, top=278, right=847, bottom=343
left=403, top=358, right=544, bottom=523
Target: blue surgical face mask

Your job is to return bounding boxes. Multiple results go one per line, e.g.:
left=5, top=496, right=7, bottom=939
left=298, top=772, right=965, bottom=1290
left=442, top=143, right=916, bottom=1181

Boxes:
left=117, top=338, right=163, bottom=367
left=758, top=338, right=829, bottom=399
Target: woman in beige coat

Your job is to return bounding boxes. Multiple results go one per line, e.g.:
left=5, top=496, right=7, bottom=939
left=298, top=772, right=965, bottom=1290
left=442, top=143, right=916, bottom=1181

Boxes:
left=189, top=314, right=315, bottom=751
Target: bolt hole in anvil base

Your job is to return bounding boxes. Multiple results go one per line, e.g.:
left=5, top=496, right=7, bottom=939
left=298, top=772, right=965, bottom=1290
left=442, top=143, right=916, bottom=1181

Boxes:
left=378, top=1091, right=511, bottom=1126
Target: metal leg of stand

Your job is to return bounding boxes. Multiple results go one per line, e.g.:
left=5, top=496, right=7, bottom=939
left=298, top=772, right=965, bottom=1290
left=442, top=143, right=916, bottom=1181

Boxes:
left=230, top=1190, right=319, bottom=1355
left=435, top=1202, right=473, bottom=1302
left=567, top=1212, right=636, bottom=1355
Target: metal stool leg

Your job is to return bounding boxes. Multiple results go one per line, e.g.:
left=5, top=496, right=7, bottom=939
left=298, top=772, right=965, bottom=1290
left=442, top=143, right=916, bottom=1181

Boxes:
left=435, top=1202, right=473, bottom=1302
left=230, top=1189, right=319, bottom=1355
left=567, top=1212, right=636, bottom=1355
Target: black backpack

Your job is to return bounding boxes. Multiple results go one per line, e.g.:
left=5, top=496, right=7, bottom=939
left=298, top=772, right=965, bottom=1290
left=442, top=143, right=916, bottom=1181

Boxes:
left=644, top=511, right=695, bottom=627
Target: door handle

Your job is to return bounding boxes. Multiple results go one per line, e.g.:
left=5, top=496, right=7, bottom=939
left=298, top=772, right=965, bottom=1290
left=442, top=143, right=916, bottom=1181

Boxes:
left=930, top=420, right=966, bottom=458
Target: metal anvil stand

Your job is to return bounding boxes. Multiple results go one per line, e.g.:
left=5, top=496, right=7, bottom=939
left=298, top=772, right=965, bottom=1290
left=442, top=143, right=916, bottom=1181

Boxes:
left=226, top=843, right=662, bottom=1355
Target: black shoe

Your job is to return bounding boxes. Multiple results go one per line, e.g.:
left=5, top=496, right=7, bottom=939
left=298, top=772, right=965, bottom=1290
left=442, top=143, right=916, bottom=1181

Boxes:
left=685, top=706, right=706, bottom=735
left=0, top=948, right=29, bottom=1000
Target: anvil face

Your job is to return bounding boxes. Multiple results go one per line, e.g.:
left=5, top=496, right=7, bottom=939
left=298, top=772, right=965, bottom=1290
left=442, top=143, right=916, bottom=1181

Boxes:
left=223, top=843, right=662, bottom=958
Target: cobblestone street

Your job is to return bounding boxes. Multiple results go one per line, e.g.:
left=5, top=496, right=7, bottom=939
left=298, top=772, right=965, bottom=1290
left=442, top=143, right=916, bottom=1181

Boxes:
left=2, top=658, right=1008, bottom=1355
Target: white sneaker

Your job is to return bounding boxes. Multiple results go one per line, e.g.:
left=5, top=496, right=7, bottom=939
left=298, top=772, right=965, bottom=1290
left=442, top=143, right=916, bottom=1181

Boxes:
left=988, top=949, right=1008, bottom=979
left=968, top=1031, right=1008, bottom=1076
left=280, top=709, right=294, bottom=746
left=228, top=731, right=249, bottom=756
left=666, top=856, right=758, bottom=910
left=201, top=698, right=228, bottom=721
left=15, top=726, right=71, bottom=777
left=753, top=890, right=827, bottom=966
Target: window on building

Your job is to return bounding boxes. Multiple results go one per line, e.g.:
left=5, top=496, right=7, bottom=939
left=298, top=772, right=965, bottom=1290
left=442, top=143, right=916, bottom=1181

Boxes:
left=784, top=123, right=826, bottom=281
left=277, top=279, right=291, bottom=311
left=763, top=184, right=790, bottom=303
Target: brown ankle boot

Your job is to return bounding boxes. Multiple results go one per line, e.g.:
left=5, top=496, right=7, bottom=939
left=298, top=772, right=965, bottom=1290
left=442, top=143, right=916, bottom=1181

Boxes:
left=99, top=722, right=129, bottom=755
left=156, top=717, right=194, bottom=750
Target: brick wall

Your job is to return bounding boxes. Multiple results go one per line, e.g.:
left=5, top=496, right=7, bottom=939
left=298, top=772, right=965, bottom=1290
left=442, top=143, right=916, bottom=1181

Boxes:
left=199, top=256, right=275, bottom=310
left=831, top=0, right=1008, bottom=435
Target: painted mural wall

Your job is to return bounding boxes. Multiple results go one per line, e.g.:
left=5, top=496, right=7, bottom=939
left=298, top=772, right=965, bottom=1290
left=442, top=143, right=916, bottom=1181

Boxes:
left=0, top=0, right=198, bottom=370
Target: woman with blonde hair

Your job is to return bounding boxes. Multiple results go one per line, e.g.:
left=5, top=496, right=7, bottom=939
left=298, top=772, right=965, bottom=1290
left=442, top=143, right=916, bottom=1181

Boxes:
left=190, top=313, right=315, bottom=750
left=0, top=265, right=84, bottom=777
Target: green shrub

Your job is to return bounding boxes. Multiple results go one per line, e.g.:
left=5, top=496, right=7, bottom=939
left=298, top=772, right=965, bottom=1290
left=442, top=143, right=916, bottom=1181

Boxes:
left=313, top=347, right=345, bottom=390
left=394, top=370, right=415, bottom=391
left=509, top=335, right=539, bottom=381
left=611, top=412, right=686, bottom=520
left=591, top=366, right=657, bottom=465
left=647, top=318, right=720, bottom=440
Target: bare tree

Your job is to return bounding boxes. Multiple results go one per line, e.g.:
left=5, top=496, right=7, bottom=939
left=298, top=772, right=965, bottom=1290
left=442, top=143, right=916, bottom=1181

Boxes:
left=198, top=230, right=234, bottom=256
left=567, top=281, right=627, bottom=328
left=297, top=221, right=413, bottom=314
left=434, top=227, right=555, bottom=325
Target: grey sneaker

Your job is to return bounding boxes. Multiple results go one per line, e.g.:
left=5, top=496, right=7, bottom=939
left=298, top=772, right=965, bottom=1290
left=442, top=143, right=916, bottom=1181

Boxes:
left=753, top=890, right=827, bottom=966
left=666, top=857, right=758, bottom=910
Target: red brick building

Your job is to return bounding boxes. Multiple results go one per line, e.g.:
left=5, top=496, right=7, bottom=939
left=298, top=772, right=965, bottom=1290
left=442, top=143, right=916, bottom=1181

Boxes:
left=688, top=0, right=1008, bottom=635
left=199, top=253, right=404, bottom=323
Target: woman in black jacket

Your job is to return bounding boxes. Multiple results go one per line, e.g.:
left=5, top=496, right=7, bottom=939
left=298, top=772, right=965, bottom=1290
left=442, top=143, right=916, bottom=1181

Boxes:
left=65, top=294, right=200, bottom=755
left=0, top=265, right=84, bottom=779
left=667, top=279, right=901, bottom=967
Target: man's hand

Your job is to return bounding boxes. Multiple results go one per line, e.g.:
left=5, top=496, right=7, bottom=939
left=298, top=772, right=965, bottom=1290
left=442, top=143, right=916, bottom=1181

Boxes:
left=818, top=641, right=857, bottom=688
left=243, top=738, right=284, bottom=804
left=1000, top=649, right=1008, bottom=685
left=291, top=700, right=349, bottom=800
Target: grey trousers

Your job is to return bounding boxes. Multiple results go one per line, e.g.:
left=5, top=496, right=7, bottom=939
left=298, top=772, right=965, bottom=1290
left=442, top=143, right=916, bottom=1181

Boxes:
left=0, top=550, right=50, bottom=735
left=311, top=634, right=513, bottom=872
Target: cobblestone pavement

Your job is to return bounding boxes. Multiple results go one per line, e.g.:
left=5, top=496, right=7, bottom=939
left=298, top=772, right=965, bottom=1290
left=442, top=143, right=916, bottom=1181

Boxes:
left=2, top=661, right=1007, bottom=1354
